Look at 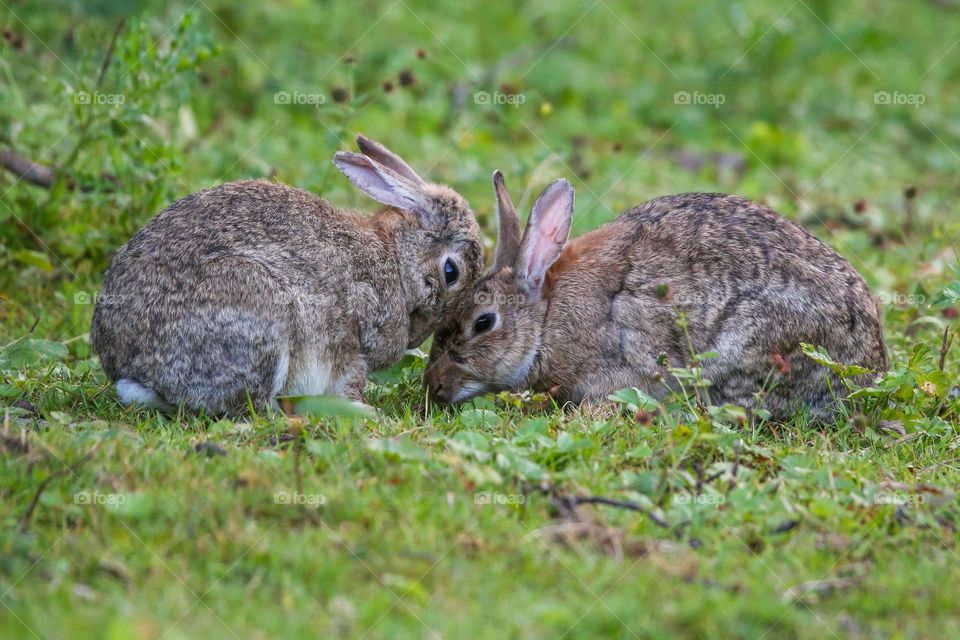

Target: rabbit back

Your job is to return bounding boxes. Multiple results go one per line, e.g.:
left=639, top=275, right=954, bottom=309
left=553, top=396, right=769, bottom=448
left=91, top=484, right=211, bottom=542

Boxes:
left=541, top=193, right=886, bottom=417
left=92, top=180, right=407, bottom=413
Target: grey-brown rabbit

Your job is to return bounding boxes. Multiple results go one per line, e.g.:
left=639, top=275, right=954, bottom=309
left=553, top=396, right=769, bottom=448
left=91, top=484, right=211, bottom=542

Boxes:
left=424, top=172, right=887, bottom=420
left=91, top=135, right=483, bottom=414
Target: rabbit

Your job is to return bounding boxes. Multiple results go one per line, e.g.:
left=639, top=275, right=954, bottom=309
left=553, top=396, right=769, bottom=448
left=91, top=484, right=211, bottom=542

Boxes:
left=91, top=135, right=484, bottom=414
left=424, top=171, right=888, bottom=421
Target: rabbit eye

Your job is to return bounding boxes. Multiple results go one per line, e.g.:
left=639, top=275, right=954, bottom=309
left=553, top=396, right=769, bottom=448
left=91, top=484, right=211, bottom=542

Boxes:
left=473, top=312, right=496, bottom=334
left=443, top=258, right=459, bottom=286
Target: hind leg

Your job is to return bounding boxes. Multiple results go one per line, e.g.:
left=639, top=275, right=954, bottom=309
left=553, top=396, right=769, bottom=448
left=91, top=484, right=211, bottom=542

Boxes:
left=339, top=358, right=369, bottom=402
left=285, top=342, right=368, bottom=402
left=138, top=258, right=294, bottom=415
left=162, top=313, right=289, bottom=414
left=701, top=299, right=847, bottom=422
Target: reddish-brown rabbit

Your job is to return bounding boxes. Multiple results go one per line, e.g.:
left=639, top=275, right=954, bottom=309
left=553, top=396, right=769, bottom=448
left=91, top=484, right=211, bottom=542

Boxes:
left=425, top=172, right=886, bottom=420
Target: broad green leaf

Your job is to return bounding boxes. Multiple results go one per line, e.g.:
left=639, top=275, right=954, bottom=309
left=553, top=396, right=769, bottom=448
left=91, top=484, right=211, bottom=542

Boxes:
left=800, top=343, right=870, bottom=378
left=459, top=408, right=501, bottom=429
left=12, top=249, right=55, bottom=272
left=932, top=281, right=960, bottom=308
left=448, top=431, right=492, bottom=462
left=453, top=430, right=490, bottom=451
left=288, top=394, right=376, bottom=419
left=515, top=458, right=543, bottom=480
left=0, top=338, right=69, bottom=369
left=514, top=417, right=550, bottom=445
left=0, top=384, right=20, bottom=398
left=608, top=387, right=659, bottom=412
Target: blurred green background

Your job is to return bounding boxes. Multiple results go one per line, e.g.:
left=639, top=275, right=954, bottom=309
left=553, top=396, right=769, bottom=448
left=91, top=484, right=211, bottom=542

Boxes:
left=3, top=3, right=960, bottom=639
left=2, top=0, right=958, bottom=347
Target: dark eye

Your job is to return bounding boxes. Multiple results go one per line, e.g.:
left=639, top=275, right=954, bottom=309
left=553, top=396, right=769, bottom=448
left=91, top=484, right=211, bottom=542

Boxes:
left=473, top=312, right=496, bottom=334
left=443, top=258, right=459, bottom=286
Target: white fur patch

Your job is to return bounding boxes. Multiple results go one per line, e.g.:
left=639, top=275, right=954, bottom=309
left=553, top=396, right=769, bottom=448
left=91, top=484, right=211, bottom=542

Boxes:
left=116, top=378, right=167, bottom=408
left=286, top=349, right=334, bottom=396
left=452, top=381, right=486, bottom=404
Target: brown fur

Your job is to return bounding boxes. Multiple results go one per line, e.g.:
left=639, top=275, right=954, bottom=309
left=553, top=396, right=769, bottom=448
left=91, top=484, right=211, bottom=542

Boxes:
left=544, top=224, right=622, bottom=295
left=91, top=136, right=483, bottom=414
left=426, top=183, right=887, bottom=422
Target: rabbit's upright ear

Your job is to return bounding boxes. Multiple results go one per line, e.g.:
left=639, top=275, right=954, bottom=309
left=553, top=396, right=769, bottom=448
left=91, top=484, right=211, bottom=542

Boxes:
left=516, top=179, right=574, bottom=295
left=333, top=151, right=430, bottom=214
left=492, top=170, right=521, bottom=273
left=356, top=134, right=426, bottom=187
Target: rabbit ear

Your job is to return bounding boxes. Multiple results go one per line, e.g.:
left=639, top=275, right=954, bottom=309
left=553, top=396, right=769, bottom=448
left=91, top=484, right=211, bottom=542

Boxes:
left=516, top=179, right=574, bottom=294
left=355, top=134, right=426, bottom=187
left=333, top=151, right=430, bottom=214
left=492, top=170, right=521, bottom=273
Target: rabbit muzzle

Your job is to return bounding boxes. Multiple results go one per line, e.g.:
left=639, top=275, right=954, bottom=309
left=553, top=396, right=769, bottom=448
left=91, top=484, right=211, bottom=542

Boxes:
left=424, top=355, right=483, bottom=404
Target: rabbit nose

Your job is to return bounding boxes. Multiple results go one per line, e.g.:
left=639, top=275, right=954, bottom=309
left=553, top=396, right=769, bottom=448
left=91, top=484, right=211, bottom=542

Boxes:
left=424, top=366, right=450, bottom=404
left=428, top=381, right=448, bottom=404
left=426, top=376, right=449, bottom=404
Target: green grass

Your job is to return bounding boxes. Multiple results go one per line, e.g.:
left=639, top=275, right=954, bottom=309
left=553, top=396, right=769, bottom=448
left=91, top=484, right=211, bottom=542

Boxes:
left=2, top=1, right=960, bottom=638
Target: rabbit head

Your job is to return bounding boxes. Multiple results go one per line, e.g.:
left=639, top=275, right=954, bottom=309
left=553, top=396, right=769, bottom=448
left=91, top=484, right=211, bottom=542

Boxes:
left=425, top=171, right=574, bottom=403
left=334, top=135, right=484, bottom=346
